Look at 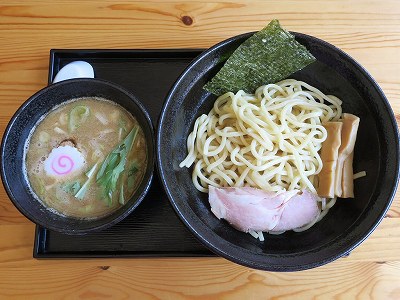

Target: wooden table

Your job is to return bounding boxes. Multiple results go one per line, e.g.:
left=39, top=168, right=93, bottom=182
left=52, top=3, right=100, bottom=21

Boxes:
left=1, top=1, right=399, bottom=298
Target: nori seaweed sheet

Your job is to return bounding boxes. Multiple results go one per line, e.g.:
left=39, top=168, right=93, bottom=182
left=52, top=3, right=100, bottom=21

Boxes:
left=204, top=20, right=316, bottom=95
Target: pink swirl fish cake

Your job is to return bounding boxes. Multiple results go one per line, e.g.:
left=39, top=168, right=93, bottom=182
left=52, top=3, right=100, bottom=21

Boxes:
left=44, top=145, right=85, bottom=178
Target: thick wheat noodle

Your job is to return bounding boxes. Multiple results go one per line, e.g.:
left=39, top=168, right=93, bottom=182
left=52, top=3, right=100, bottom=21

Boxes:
left=180, top=79, right=343, bottom=233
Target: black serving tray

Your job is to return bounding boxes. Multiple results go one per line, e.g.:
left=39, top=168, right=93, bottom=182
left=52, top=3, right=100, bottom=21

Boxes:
left=33, top=49, right=215, bottom=258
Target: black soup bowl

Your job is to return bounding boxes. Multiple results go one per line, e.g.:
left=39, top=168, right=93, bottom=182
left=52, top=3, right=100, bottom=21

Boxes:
left=1, top=78, right=155, bottom=234
left=157, top=32, right=400, bottom=271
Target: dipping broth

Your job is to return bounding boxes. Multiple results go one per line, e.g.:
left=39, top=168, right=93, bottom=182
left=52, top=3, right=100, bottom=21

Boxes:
left=24, top=97, right=147, bottom=219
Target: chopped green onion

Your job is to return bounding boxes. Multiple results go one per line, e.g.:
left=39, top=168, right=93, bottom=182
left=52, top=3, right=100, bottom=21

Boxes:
left=75, top=163, right=98, bottom=200
left=118, top=118, right=127, bottom=131
left=78, top=204, right=94, bottom=213
left=69, top=105, right=90, bottom=133
left=119, top=184, right=125, bottom=205
left=118, top=118, right=127, bottom=141
left=38, top=131, right=50, bottom=143
left=34, top=177, right=46, bottom=196
left=62, top=181, right=81, bottom=195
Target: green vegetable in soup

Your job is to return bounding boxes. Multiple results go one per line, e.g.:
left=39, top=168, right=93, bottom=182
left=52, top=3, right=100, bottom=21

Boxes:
left=62, top=181, right=81, bottom=195
left=69, top=105, right=90, bottom=133
left=33, top=177, right=46, bottom=197
left=78, top=204, right=94, bottom=213
left=118, top=117, right=127, bottom=132
left=118, top=117, right=127, bottom=141
left=128, top=161, right=139, bottom=175
left=119, top=185, right=125, bottom=205
left=38, top=131, right=50, bottom=143
left=96, top=126, right=138, bottom=205
left=203, top=19, right=316, bottom=95
left=75, top=163, right=98, bottom=200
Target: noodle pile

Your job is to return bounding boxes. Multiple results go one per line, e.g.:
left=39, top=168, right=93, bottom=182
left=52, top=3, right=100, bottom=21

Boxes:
left=180, top=79, right=342, bottom=193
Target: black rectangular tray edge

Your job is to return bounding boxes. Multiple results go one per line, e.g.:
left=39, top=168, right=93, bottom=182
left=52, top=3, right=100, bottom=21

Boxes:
left=33, top=227, right=216, bottom=259
left=47, top=48, right=205, bottom=85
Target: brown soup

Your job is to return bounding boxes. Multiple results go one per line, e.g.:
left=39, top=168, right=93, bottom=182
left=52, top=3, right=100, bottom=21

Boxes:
left=24, top=97, right=147, bottom=219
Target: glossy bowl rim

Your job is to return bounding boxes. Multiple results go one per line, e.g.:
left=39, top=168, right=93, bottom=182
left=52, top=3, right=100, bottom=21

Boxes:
left=156, top=31, right=400, bottom=271
left=1, top=78, right=155, bottom=234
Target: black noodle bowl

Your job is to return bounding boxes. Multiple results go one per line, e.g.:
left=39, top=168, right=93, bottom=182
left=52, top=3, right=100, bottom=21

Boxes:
left=1, top=78, right=155, bottom=235
left=156, top=32, right=400, bottom=271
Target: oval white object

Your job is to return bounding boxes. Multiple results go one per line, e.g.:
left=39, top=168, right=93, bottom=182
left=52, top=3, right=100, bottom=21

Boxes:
left=53, top=61, right=94, bottom=83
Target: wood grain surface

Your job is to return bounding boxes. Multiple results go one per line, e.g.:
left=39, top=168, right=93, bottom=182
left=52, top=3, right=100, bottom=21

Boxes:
left=0, top=0, right=399, bottom=299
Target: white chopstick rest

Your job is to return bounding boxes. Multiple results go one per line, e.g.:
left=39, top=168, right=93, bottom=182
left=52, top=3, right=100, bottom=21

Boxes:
left=53, top=61, right=94, bottom=83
